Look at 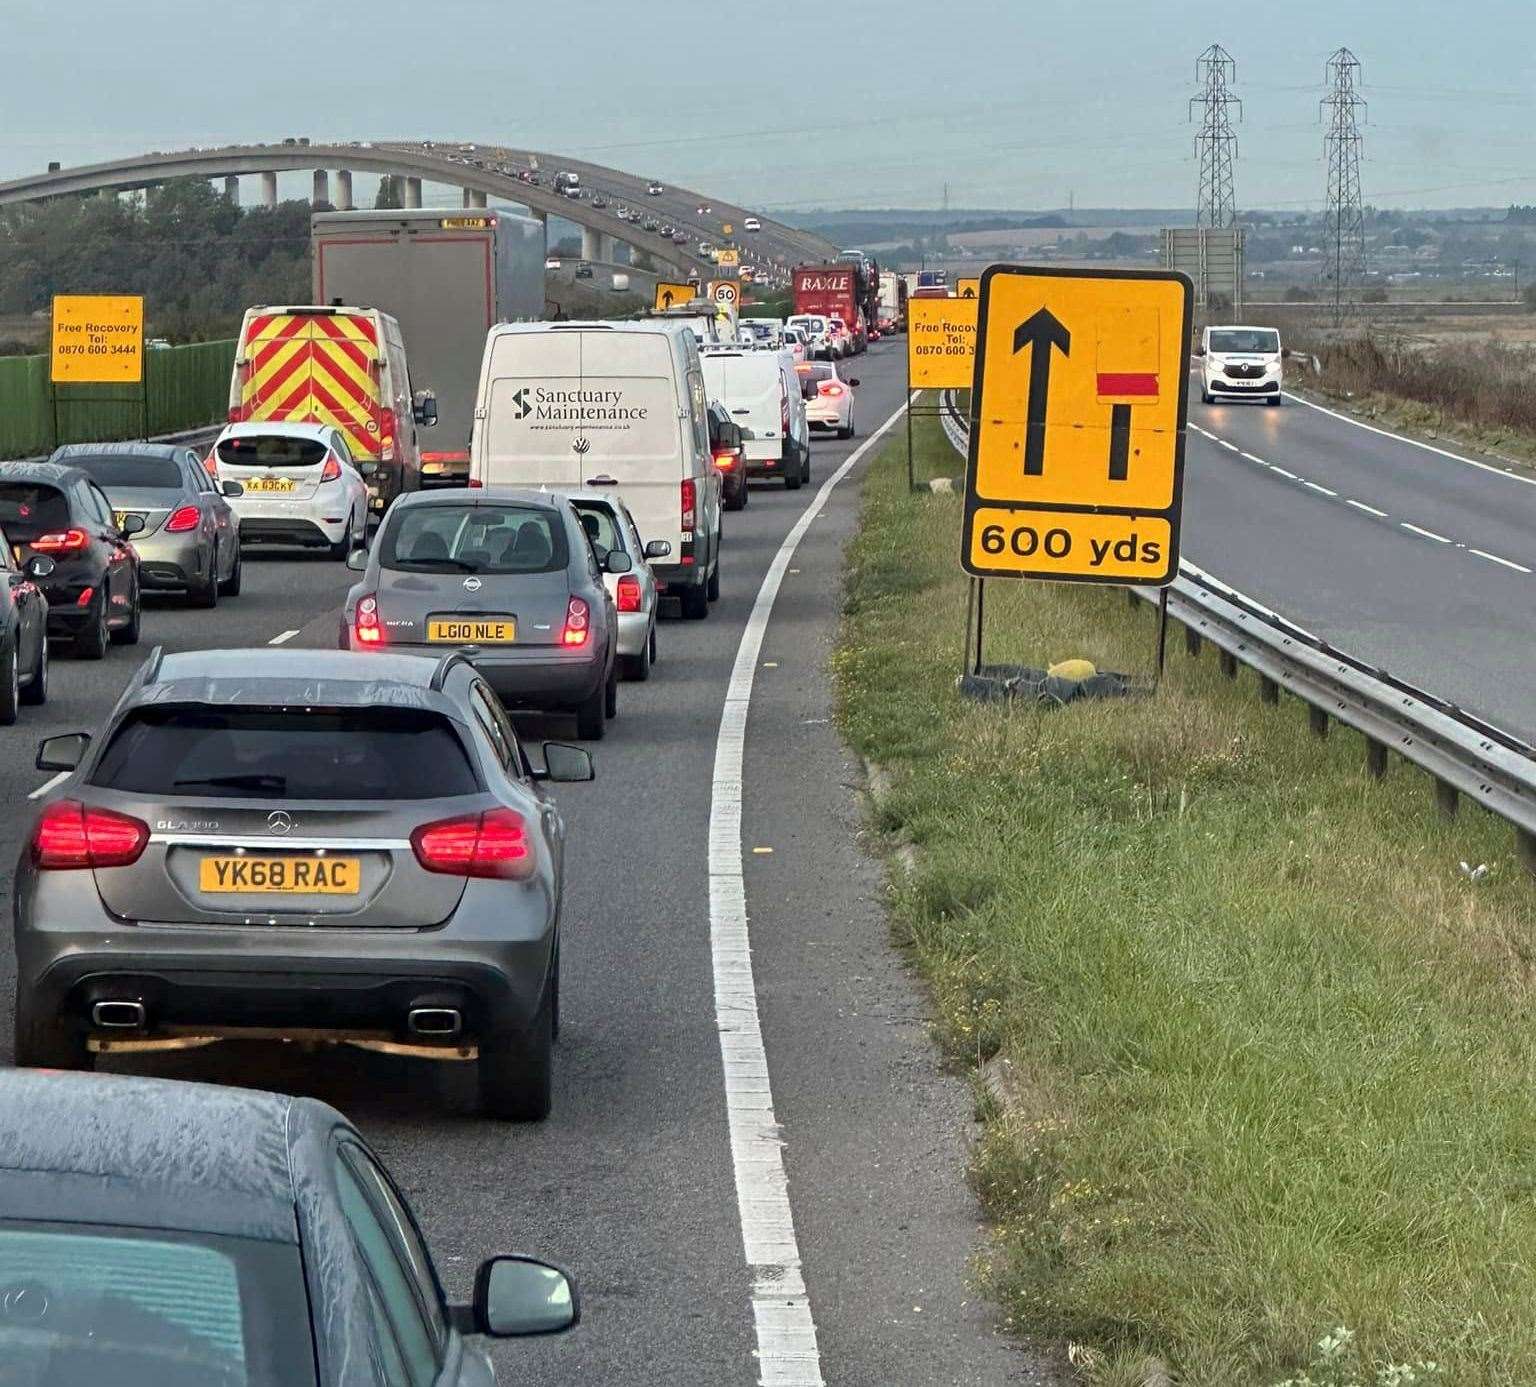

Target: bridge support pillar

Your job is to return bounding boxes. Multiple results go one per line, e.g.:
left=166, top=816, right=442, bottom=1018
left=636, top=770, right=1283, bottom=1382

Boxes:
left=463, top=187, right=487, bottom=209
left=581, top=227, right=612, bottom=263
left=260, top=171, right=278, bottom=209
left=404, top=177, right=422, bottom=208
left=312, top=169, right=330, bottom=208
left=335, top=170, right=353, bottom=211
left=223, top=175, right=239, bottom=203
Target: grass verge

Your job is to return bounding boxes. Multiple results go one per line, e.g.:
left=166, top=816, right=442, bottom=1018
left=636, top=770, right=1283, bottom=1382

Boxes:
left=835, top=421, right=1536, bottom=1385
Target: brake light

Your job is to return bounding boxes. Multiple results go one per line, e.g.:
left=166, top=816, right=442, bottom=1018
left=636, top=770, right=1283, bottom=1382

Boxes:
left=616, top=574, right=642, bottom=613
left=562, top=595, right=591, bottom=647
left=820, top=383, right=845, bottom=398
left=32, top=800, right=149, bottom=870
left=713, top=450, right=738, bottom=471
left=354, top=594, right=384, bottom=646
left=681, top=478, right=697, bottom=533
left=165, top=504, right=200, bottom=533
left=321, top=456, right=342, bottom=483
left=411, top=808, right=532, bottom=880
left=31, top=529, right=89, bottom=554
left=203, top=451, right=219, bottom=476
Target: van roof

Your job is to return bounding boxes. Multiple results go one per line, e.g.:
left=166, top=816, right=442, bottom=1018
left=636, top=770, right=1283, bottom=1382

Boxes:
left=485, top=319, right=692, bottom=339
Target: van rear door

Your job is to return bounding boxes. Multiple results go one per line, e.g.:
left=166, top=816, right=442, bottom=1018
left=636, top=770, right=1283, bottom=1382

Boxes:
left=702, top=352, right=784, bottom=463
left=238, top=311, right=383, bottom=464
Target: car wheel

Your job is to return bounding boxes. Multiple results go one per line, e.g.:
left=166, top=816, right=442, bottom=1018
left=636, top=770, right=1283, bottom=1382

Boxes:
left=478, top=985, right=553, bottom=1122
left=603, top=662, right=618, bottom=719
left=220, top=537, right=243, bottom=596
left=76, top=589, right=110, bottom=660
left=190, top=549, right=220, bottom=609
left=575, top=677, right=607, bottom=740
left=20, top=629, right=47, bottom=706
left=1267, top=394, right=1282, bottom=408
left=649, top=624, right=658, bottom=664
left=1201, top=389, right=1212, bottom=405
left=724, top=482, right=745, bottom=513
left=801, top=448, right=812, bottom=484
left=14, top=996, right=92, bottom=1071
left=785, top=460, right=802, bottom=490
left=681, top=582, right=709, bottom=620
left=623, top=625, right=653, bottom=682
left=837, top=415, right=855, bottom=440
left=707, top=557, right=721, bottom=603
left=330, top=508, right=356, bottom=561
left=0, top=640, right=18, bottom=726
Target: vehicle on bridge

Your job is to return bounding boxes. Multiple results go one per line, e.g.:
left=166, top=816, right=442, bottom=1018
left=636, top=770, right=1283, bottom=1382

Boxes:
left=312, top=209, right=546, bottom=488
left=229, top=305, right=437, bottom=516
left=469, top=321, right=723, bottom=621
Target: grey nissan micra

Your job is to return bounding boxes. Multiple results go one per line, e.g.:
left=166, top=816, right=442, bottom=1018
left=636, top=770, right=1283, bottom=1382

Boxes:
left=13, top=646, right=594, bottom=1121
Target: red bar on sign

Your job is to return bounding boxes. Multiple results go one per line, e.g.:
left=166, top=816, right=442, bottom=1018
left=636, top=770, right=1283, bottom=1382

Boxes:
left=1096, top=372, right=1159, bottom=396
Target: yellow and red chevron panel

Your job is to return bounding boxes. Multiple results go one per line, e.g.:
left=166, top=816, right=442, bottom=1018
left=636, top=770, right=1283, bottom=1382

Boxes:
left=240, top=312, right=383, bottom=460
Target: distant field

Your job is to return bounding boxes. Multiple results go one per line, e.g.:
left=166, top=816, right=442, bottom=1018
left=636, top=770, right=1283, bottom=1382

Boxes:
left=948, top=226, right=1163, bottom=250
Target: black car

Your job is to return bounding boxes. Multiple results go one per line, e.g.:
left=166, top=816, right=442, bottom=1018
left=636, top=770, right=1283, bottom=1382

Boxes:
left=707, top=403, right=748, bottom=512
left=0, top=527, right=52, bottom=721
left=0, top=1069, right=578, bottom=1386
left=0, top=462, right=143, bottom=657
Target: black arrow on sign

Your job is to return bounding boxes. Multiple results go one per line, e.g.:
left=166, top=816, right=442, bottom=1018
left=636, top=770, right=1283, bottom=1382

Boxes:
left=1012, top=308, right=1071, bottom=477
left=661, top=290, right=675, bottom=308
left=1107, top=404, right=1132, bottom=481
left=962, top=286, right=975, bottom=298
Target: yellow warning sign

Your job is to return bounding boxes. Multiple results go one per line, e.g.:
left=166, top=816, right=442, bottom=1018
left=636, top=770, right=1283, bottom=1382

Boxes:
left=51, top=295, right=144, bottom=384
left=955, top=277, right=980, bottom=300
left=961, top=265, right=1192, bottom=585
left=906, top=297, right=977, bottom=389
left=654, top=281, right=697, bottom=312
left=715, top=247, right=740, bottom=268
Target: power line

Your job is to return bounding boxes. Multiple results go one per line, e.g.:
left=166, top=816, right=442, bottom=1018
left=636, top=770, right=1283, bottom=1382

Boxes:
left=1321, top=47, right=1368, bottom=325
left=1191, top=44, right=1241, bottom=227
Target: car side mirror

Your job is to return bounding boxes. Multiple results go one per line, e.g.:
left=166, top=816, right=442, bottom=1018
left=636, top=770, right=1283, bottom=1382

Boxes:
left=534, top=743, right=595, bottom=784
left=221, top=480, right=245, bottom=498
left=120, top=514, right=146, bottom=538
left=468, top=1256, right=579, bottom=1338
left=36, top=731, right=89, bottom=773
left=1192, top=346, right=1206, bottom=357
left=605, top=550, right=633, bottom=575
left=23, top=555, right=55, bottom=579
left=643, top=539, right=671, bottom=559
left=414, top=393, right=439, bottom=428
left=847, top=378, right=860, bottom=388
left=345, top=547, right=369, bottom=572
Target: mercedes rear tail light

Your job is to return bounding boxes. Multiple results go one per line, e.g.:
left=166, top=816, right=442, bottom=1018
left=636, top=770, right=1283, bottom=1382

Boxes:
left=681, top=478, right=697, bottom=533
left=411, top=808, right=533, bottom=881
left=616, top=574, right=642, bottom=613
left=562, top=595, right=591, bottom=647
left=30, top=529, right=90, bottom=555
left=165, top=505, right=200, bottom=533
left=354, top=595, right=384, bottom=646
left=32, top=801, right=149, bottom=870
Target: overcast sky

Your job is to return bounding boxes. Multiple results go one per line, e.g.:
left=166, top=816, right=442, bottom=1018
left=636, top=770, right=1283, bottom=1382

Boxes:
left=4, top=0, right=1534, bottom=213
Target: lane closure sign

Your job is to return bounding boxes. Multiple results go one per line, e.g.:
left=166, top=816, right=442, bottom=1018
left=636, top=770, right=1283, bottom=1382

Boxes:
left=960, top=265, right=1192, bottom=586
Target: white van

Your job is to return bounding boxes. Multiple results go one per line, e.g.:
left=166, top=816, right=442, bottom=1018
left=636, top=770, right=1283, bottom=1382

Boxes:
left=700, top=346, right=811, bottom=491
left=470, top=321, right=723, bottom=619
left=1198, top=325, right=1283, bottom=406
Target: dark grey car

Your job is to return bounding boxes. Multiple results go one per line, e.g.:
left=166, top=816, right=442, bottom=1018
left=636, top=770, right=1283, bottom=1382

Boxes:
left=51, top=443, right=244, bottom=606
left=341, top=488, right=624, bottom=740
left=13, top=646, right=594, bottom=1121
left=0, top=1069, right=578, bottom=1385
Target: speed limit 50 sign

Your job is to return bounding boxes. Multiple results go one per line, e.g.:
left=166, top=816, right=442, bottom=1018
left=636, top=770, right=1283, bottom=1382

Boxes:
left=708, top=280, right=740, bottom=310
left=961, top=265, right=1193, bottom=586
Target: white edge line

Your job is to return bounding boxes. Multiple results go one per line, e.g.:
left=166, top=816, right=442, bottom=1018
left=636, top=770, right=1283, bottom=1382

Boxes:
left=1345, top=499, right=1389, bottom=518
left=1239, top=451, right=1266, bottom=463
left=1270, top=466, right=1298, bottom=480
left=1283, top=390, right=1536, bottom=489
left=1302, top=481, right=1337, bottom=497
left=709, top=393, right=910, bottom=1387
left=1470, top=548, right=1532, bottom=574
left=269, top=629, right=300, bottom=645
left=1401, top=522, right=1451, bottom=543
left=29, top=770, right=69, bottom=801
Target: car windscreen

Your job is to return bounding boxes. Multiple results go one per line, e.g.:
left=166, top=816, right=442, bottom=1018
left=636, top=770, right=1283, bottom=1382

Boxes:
left=0, top=483, right=70, bottom=541
left=65, top=456, right=183, bottom=489
left=380, top=504, right=570, bottom=575
left=570, top=501, right=624, bottom=559
left=0, top=1219, right=316, bottom=1387
left=1208, top=329, right=1280, bottom=354
left=91, top=706, right=481, bottom=801
left=217, top=436, right=328, bottom=469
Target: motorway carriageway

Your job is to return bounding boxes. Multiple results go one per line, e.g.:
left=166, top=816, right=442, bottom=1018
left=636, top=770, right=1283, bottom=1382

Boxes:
left=0, top=341, right=1033, bottom=1385
left=1184, top=383, right=1536, bottom=742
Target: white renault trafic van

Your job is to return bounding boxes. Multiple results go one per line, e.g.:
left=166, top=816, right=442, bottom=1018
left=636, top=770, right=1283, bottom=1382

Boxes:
left=469, top=321, right=722, bottom=619
left=1198, top=324, right=1283, bottom=406
left=699, top=345, right=811, bottom=490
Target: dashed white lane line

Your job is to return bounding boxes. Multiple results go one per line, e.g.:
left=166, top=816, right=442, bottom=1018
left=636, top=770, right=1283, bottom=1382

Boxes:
left=1346, top=499, right=1389, bottom=518
left=1269, top=466, right=1298, bottom=480
left=708, top=394, right=910, bottom=1387
left=1401, top=522, right=1451, bottom=544
left=28, top=771, right=69, bottom=801
left=1471, top=548, right=1533, bottom=574
left=1303, top=481, right=1337, bottom=497
left=269, top=629, right=300, bottom=645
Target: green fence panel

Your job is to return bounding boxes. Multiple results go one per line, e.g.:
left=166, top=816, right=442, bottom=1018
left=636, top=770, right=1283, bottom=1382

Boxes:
left=0, top=340, right=235, bottom=459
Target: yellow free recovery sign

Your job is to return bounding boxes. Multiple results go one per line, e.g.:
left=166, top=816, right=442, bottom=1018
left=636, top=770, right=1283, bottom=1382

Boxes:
left=51, top=294, right=144, bottom=383
left=961, top=265, right=1192, bottom=586
left=906, top=297, right=977, bottom=389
